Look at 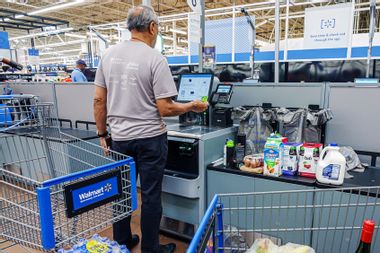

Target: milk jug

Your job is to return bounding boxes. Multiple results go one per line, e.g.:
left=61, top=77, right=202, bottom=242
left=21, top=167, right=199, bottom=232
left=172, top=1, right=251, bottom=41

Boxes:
left=316, top=144, right=346, bottom=185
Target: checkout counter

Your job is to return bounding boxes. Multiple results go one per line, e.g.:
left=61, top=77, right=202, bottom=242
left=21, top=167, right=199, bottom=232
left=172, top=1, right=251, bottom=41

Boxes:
left=160, top=74, right=237, bottom=239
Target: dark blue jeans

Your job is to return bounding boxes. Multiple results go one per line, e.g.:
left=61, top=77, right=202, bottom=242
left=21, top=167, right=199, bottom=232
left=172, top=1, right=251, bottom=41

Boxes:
left=112, top=133, right=167, bottom=253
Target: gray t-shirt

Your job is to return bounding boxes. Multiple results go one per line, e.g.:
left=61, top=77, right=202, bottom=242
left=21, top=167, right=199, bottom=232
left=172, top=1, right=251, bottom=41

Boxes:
left=94, top=41, right=178, bottom=141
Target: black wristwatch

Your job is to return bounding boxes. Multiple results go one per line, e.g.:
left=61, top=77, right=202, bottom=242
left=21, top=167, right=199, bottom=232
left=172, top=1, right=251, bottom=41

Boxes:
left=97, top=130, right=109, bottom=138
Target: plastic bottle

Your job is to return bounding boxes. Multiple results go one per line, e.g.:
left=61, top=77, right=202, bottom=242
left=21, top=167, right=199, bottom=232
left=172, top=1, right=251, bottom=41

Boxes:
left=72, top=245, right=81, bottom=253
left=316, top=143, right=346, bottom=185
left=91, top=234, right=101, bottom=242
left=77, top=238, right=88, bottom=252
left=100, top=236, right=110, bottom=244
left=226, top=139, right=235, bottom=168
left=120, top=245, right=129, bottom=253
left=223, top=138, right=228, bottom=166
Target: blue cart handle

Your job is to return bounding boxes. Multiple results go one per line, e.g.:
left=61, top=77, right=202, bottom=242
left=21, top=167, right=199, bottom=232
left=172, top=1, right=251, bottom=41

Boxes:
left=42, top=158, right=134, bottom=187
left=187, top=195, right=219, bottom=253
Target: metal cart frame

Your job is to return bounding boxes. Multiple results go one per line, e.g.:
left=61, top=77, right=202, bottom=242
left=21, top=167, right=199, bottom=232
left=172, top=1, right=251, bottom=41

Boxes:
left=188, top=186, right=380, bottom=253
left=0, top=95, right=138, bottom=251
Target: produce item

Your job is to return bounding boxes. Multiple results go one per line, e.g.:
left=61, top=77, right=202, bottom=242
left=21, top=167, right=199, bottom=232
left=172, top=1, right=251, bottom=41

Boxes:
left=282, top=143, right=302, bottom=176
left=264, top=134, right=284, bottom=177
left=298, top=143, right=323, bottom=178
left=316, top=144, right=346, bottom=185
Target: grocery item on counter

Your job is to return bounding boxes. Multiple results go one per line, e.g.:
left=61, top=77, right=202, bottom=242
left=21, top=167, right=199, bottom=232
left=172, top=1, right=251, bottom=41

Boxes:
left=227, top=139, right=235, bottom=168
left=235, top=133, right=247, bottom=166
left=282, top=143, right=302, bottom=176
left=240, top=154, right=264, bottom=174
left=316, top=144, right=346, bottom=185
left=298, top=143, right=323, bottom=178
left=246, top=238, right=315, bottom=253
left=224, top=139, right=235, bottom=167
left=58, top=234, right=129, bottom=253
left=264, top=134, right=284, bottom=177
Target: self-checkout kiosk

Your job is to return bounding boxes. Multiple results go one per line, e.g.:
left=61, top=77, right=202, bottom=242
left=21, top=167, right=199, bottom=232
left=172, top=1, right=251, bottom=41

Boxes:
left=160, top=73, right=237, bottom=238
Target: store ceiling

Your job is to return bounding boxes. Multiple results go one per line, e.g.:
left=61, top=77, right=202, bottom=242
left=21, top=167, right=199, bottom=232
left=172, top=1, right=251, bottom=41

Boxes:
left=0, top=0, right=378, bottom=65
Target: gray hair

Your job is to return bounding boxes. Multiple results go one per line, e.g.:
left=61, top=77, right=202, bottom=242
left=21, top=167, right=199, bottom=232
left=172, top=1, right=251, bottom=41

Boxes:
left=127, top=5, right=158, bottom=32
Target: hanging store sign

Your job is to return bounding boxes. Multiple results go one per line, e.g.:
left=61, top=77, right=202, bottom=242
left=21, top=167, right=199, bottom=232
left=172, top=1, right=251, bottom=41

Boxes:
left=187, top=0, right=201, bottom=13
left=303, top=3, right=353, bottom=49
left=27, top=48, right=40, bottom=66
left=0, top=32, right=10, bottom=49
left=189, top=12, right=201, bottom=43
left=64, top=169, right=122, bottom=218
left=202, top=45, right=215, bottom=70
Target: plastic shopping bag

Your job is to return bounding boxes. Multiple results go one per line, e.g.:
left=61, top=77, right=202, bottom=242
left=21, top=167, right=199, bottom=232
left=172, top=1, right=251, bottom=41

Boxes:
left=246, top=239, right=315, bottom=253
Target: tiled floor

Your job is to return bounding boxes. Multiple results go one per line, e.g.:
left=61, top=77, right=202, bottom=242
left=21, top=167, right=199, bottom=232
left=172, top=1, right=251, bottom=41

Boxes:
left=1, top=193, right=189, bottom=253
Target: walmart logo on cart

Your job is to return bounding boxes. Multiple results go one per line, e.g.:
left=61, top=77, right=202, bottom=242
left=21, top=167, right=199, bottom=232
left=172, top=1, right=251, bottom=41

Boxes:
left=79, top=183, right=112, bottom=203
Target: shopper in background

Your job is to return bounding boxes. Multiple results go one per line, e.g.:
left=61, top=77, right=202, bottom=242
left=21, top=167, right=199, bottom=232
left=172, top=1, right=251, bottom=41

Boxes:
left=71, top=59, right=88, bottom=82
left=93, top=5, right=208, bottom=253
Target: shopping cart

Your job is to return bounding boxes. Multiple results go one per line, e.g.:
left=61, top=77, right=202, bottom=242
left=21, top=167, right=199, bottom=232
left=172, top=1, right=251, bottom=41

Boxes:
left=0, top=95, right=137, bottom=251
left=188, top=186, right=380, bottom=253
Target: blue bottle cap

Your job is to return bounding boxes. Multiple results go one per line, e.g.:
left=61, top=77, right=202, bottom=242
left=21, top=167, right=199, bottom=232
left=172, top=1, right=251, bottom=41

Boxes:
left=330, top=143, right=338, bottom=147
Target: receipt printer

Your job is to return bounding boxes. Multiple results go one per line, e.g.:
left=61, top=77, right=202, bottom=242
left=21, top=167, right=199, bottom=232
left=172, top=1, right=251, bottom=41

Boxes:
left=212, top=107, right=233, bottom=127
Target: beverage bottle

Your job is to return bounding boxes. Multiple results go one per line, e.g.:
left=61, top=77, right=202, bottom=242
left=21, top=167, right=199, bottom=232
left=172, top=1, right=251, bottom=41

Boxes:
left=226, top=139, right=235, bottom=168
left=100, top=236, right=111, bottom=246
left=355, top=220, right=375, bottom=253
left=299, top=146, right=305, bottom=156
left=91, top=234, right=101, bottom=242
left=77, top=238, right=88, bottom=252
left=313, top=147, right=320, bottom=162
left=72, top=245, right=81, bottom=253
left=110, top=241, right=120, bottom=253
left=120, top=245, right=130, bottom=253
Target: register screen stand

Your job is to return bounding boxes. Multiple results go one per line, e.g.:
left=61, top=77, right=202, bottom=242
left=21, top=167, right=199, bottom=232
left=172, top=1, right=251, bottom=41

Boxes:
left=176, top=73, right=213, bottom=126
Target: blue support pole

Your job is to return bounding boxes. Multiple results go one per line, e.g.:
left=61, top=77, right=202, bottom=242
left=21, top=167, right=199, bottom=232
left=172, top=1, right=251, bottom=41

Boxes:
left=37, top=187, right=55, bottom=250
left=216, top=203, right=224, bottom=253
left=129, top=161, right=138, bottom=211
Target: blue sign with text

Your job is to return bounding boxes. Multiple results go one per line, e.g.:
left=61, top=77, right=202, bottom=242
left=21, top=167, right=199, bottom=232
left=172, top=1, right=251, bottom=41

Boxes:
left=72, top=176, right=120, bottom=211
left=28, top=48, right=39, bottom=56
left=64, top=169, right=122, bottom=218
left=0, top=31, right=10, bottom=49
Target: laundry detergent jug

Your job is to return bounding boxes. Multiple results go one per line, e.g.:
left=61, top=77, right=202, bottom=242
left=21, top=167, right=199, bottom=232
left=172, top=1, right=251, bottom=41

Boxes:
left=316, top=144, right=346, bottom=185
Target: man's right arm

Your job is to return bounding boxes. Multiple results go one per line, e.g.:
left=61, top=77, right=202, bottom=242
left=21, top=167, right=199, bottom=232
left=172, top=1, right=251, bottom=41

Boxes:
left=93, top=86, right=107, bottom=134
left=156, top=98, right=208, bottom=117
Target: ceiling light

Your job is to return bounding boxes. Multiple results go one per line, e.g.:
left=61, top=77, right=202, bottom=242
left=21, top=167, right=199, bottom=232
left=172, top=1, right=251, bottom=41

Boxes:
left=10, top=27, right=74, bottom=40
left=169, top=29, right=187, bottom=35
left=87, top=32, right=110, bottom=39
left=178, top=39, right=188, bottom=44
left=40, top=55, right=78, bottom=61
left=40, top=48, right=82, bottom=55
left=65, top=33, right=87, bottom=39
left=28, top=0, right=85, bottom=16
left=256, top=20, right=268, bottom=28
left=34, top=39, right=84, bottom=49
left=162, top=36, right=174, bottom=41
